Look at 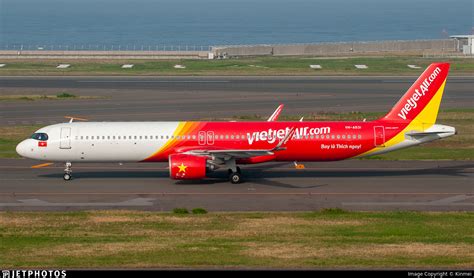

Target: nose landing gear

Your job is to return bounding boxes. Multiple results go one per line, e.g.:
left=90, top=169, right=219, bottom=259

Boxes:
left=63, top=162, right=72, bottom=181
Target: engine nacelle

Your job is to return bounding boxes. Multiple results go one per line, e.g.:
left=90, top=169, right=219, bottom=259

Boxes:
left=169, top=154, right=208, bottom=180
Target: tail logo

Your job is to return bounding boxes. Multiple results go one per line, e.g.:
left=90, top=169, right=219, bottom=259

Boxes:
left=398, top=67, right=442, bottom=120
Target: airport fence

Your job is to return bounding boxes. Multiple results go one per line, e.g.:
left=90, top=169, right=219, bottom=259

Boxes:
left=212, top=39, right=458, bottom=57
left=0, top=39, right=466, bottom=59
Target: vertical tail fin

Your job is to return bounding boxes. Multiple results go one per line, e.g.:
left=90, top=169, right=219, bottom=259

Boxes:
left=381, top=63, right=450, bottom=125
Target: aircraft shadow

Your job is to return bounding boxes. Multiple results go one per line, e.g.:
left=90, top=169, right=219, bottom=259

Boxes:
left=38, top=163, right=473, bottom=184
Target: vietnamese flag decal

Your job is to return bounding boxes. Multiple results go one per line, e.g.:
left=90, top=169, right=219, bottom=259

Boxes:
left=38, top=141, right=47, bottom=147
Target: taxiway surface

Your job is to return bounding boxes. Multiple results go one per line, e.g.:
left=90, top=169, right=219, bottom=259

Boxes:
left=1, top=159, right=472, bottom=211
left=1, top=76, right=473, bottom=125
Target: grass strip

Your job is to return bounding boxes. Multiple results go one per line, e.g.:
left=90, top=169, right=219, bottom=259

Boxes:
left=0, top=210, right=472, bottom=268
left=1, top=56, right=473, bottom=76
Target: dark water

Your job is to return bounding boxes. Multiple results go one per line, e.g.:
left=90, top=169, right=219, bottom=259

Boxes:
left=0, top=0, right=472, bottom=49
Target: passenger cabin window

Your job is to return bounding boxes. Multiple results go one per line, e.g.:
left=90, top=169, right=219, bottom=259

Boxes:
left=30, top=133, right=48, bottom=141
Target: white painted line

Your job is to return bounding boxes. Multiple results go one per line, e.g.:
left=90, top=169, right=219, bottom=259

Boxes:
left=343, top=195, right=473, bottom=207
left=408, top=64, right=421, bottom=69
left=174, top=64, right=186, bottom=69
left=56, top=64, right=70, bottom=69
left=343, top=202, right=473, bottom=206
left=381, top=80, right=412, bottom=83
left=0, top=64, right=6, bottom=68
left=121, top=64, right=134, bottom=69
left=309, top=65, right=322, bottom=69
left=77, top=80, right=229, bottom=83
left=0, top=198, right=155, bottom=207
left=430, top=195, right=472, bottom=205
left=354, top=64, right=368, bottom=69
left=249, top=64, right=269, bottom=68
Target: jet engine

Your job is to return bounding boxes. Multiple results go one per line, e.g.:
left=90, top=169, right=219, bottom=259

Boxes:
left=169, top=154, right=208, bottom=180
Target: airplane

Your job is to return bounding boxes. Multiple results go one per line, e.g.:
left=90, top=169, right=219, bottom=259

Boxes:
left=16, top=63, right=456, bottom=183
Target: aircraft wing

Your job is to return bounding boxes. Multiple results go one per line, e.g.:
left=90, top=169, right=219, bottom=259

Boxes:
left=184, top=127, right=296, bottom=159
left=185, top=149, right=274, bottom=158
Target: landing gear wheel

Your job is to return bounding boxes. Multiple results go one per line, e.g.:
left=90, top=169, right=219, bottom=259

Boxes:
left=63, top=162, right=72, bottom=181
left=229, top=172, right=242, bottom=184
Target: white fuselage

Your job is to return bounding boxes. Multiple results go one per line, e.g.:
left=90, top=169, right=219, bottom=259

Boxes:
left=16, top=122, right=181, bottom=162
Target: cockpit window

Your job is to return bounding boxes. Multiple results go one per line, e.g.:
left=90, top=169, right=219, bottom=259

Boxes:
left=30, top=133, right=48, bottom=141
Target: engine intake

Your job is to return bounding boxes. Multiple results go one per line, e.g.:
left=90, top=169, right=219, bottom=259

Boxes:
left=169, top=154, right=208, bottom=180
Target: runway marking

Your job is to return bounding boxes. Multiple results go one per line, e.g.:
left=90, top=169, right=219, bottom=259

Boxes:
left=343, top=194, right=473, bottom=207
left=31, top=163, right=54, bottom=169
left=1, top=75, right=472, bottom=79
left=77, top=80, right=230, bottom=83
left=0, top=192, right=470, bottom=196
left=429, top=194, right=473, bottom=205
left=0, top=198, right=155, bottom=207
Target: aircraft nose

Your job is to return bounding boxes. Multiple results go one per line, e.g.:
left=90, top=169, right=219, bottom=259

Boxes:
left=16, top=140, right=29, bottom=158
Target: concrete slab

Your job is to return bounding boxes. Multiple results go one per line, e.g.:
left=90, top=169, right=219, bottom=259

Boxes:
left=309, top=65, right=322, bottom=69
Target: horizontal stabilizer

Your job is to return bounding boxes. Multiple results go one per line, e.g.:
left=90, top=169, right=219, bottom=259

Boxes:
left=406, top=124, right=456, bottom=139
left=406, top=131, right=452, bottom=136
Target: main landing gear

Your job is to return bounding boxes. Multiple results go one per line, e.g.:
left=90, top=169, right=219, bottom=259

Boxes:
left=63, top=162, right=72, bottom=181
left=224, top=158, right=242, bottom=184
left=228, top=167, right=242, bottom=184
